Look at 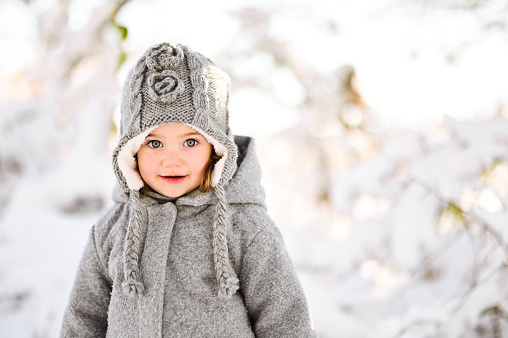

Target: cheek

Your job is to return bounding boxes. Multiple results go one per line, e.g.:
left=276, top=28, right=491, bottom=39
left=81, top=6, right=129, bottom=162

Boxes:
left=192, top=149, right=212, bottom=174
left=137, top=152, right=154, bottom=176
left=193, top=158, right=208, bottom=174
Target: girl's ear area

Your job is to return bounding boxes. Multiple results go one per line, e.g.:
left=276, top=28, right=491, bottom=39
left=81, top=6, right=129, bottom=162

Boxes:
left=117, top=126, right=158, bottom=190
left=211, top=151, right=227, bottom=187
left=199, top=150, right=220, bottom=192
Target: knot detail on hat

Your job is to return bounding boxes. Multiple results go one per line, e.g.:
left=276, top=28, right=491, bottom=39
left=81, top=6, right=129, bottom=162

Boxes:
left=122, top=278, right=145, bottom=296
left=219, top=276, right=240, bottom=299
left=146, top=43, right=184, bottom=71
left=147, top=70, right=185, bottom=103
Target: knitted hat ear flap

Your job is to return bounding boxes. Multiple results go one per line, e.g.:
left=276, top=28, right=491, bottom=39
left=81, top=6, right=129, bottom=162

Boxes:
left=213, top=181, right=240, bottom=299
left=122, top=189, right=145, bottom=296
left=116, top=129, right=154, bottom=296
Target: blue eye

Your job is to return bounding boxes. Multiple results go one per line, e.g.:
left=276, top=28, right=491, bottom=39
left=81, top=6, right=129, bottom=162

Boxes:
left=184, top=139, right=198, bottom=147
left=147, top=140, right=162, bottom=148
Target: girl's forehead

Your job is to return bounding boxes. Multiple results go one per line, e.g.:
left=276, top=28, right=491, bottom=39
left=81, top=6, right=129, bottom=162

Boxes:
left=148, top=123, right=205, bottom=139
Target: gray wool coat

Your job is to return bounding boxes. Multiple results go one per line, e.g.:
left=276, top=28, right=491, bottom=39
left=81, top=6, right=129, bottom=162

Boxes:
left=60, top=136, right=317, bottom=337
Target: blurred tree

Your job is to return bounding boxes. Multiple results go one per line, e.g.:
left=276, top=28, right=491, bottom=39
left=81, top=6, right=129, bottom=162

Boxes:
left=220, top=2, right=508, bottom=336
left=0, top=0, right=130, bottom=215
left=221, top=6, right=380, bottom=234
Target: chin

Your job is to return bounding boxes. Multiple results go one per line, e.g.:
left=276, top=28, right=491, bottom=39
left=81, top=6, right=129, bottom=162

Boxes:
left=161, top=188, right=191, bottom=198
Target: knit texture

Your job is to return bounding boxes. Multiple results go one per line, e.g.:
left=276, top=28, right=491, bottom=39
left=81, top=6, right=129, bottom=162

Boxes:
left=122, top=190, right=144, bottom=295
left=111, top=42, right=239, bottom=297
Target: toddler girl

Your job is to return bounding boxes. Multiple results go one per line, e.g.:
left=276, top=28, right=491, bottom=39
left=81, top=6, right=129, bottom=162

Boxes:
left=60, top=42, right=317, bottom=337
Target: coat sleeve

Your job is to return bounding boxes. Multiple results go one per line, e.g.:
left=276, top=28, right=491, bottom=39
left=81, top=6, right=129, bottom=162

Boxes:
left=240, top=217, right=318, bottom=338
left=60, top=224, right=113, bottom=337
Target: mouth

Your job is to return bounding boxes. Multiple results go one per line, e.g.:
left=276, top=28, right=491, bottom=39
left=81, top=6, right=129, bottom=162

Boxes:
left=160, top=175, right=187, bottom=184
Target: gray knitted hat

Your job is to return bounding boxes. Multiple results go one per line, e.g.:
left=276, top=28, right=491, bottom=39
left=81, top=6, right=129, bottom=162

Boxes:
left=112, top=42, right=239, bottom=299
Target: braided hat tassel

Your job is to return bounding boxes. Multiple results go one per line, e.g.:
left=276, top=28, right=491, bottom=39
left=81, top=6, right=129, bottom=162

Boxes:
left=122, top=190, right=145, bottom=296
left=213, top=183, right=239, bottom=299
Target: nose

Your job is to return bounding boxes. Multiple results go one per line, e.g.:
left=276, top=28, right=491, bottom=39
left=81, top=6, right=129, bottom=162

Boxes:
left=161, top=148, right=183, bottom=167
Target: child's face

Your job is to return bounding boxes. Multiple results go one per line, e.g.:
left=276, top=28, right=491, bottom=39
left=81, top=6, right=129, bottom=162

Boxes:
left=137, top=123, right=212, bottom=198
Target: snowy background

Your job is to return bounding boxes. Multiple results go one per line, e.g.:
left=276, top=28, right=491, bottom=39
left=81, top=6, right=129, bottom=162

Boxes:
left=1, top=0, right=508, bottom=337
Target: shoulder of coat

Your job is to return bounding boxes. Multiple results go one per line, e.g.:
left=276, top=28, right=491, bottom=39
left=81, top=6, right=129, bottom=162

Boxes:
left=93, top=203, right=130, bottom=247
left=229, top=203, right=277, bottom=234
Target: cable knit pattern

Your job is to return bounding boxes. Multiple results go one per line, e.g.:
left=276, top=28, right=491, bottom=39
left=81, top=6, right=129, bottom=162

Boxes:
left=127, top=55, right=147, bottom=132
left=184, top=46, right=210, bottom=123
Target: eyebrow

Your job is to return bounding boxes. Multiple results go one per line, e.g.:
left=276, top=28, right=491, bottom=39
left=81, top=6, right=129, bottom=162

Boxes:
left=146, top=131, right=204, bottom=138
left=182, top=132, right=204, bottom=137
